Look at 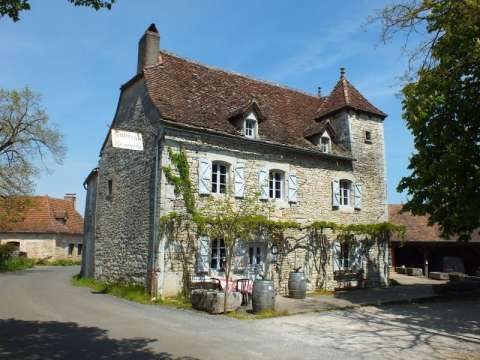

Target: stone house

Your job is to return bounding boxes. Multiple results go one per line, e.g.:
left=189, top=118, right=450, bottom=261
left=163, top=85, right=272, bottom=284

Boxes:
left=0, top=194, right=84, bottom=260
left=83, top=24, right=390, bottom=297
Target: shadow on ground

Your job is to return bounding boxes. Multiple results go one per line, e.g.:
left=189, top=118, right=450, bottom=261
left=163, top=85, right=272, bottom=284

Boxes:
left=0, top=319, right=198, bottom=360
left=333, top=284, right=436, bottom=305
left=322, top=300, right=480, bottom=359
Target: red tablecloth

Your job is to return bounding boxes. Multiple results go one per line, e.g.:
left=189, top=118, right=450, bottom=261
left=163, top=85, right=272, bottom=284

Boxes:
left=212, top=277, right=253, bottom=294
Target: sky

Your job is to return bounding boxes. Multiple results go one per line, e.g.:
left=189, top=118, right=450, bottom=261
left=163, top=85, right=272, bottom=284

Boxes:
left=1, top=0, right=414, bottom=213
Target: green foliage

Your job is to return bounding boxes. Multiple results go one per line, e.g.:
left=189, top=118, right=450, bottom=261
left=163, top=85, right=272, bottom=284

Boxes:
left=161, top=146, right=405, bottom=297
left=71, top=275, right=192, bottom=308
left=0, top=0, right=115, bottom=22
left=226, top=309, right=289, bottom=320
left=163, top=147, right=197, bottom=216
left=37, top=259, right=82, bottom=266
left=0, top=257, right=35, bottom=272
left=0, top=242, right=17, bottom=259
left=0, top=87, right=65, bottom=198
left=372, top=1, right=480, bottom=241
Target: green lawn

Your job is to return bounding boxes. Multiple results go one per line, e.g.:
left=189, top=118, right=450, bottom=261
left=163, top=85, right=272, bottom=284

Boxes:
left=0, top=257, right=37, bottom=273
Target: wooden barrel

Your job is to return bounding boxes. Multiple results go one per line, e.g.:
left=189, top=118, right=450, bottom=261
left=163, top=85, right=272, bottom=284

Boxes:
left=288, top=272, right=306, bottom=299
left=252, top=280, right=275, bottom=313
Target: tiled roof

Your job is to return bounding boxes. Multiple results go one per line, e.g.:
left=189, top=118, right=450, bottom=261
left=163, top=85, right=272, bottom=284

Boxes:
left=316, top=74, right=387, bottom=120
left=0, top=196, right=84, bottom=235
left=389, top=204, right=480, bottom=242
left=142, top=51, right=371, bottom=158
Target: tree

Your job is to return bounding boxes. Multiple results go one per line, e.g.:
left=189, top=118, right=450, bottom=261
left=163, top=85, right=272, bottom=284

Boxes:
left=0, top=87, right=65, bottom=227
left=370, top=0, right=480, bottom=241
left=0, top=0, right=115, bottom=22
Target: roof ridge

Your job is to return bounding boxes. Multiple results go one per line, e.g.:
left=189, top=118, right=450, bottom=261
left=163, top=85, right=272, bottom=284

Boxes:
left=342, top=78, right=350, bottom=104
left=154, top=50, right=321, bottom=100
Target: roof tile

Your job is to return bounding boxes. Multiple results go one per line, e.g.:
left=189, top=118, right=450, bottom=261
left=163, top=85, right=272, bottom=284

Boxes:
left=0, top=196, right=84, bottom=235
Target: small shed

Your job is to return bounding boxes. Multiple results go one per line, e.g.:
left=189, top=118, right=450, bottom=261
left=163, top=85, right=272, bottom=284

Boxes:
left=389, top=204, right=480, bottom=276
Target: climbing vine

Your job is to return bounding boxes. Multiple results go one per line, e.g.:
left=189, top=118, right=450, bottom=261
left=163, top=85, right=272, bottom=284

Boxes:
left=160, top=147, right=405, bottom=299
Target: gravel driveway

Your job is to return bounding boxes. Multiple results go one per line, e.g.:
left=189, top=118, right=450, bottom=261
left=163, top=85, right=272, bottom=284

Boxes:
left=0, top=266, right=479, bottom=360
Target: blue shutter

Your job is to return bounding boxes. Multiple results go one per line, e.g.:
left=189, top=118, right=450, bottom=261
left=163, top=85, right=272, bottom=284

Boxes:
left=288, top=173, right=298, bottom=203
left=198, top=158, right=211, bottom=195
left=332, top=241, right=341, bottom=272
left=196, top=236, right=210, bottom=273
left=259, top=168, right=268, bottom=200
left=332, top=179, right=340, bottom=208
left=234, top=163, right=245, bottom=198
left=354, top=183, right=362, bottom=210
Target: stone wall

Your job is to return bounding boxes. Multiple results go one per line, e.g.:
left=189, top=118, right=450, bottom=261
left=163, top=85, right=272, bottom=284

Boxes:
left=82, top=171, right=97, bottom=278
left=158, top=109, right=389, bottom=295
left=0, top=233, right=82, bottom=260
left=93, top=79, right=161, bottom=285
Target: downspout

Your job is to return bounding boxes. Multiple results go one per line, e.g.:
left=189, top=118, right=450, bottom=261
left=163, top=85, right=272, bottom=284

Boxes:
left=150, top=129, right=163, bottom=299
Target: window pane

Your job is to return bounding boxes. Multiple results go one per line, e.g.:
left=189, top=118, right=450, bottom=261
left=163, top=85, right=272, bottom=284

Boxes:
left=211, top=258, right=217, bottom=269
left=249, top=247, right=254, bottom=265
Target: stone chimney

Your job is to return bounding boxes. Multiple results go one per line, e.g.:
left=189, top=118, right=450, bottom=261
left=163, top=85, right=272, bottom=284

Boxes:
left=64, top=193, right=76, bottom=209
left=137, top=23, right=160, bottom=74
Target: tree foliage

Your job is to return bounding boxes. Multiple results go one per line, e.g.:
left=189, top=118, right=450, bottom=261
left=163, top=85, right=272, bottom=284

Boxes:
left=0, top=0, right=115, bottom=22
left=371, top=0, right=480, bottom=241
left=0, top=87, right=65, bottom=227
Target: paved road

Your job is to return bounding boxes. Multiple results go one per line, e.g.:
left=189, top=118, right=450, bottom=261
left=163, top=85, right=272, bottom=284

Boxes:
left=0, top=267, right=479, bottom=360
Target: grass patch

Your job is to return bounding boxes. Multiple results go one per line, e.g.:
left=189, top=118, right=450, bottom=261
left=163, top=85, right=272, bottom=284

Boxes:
left=0, top=257, right=36, bottom=273
left=389, top=278, right=401, bottom=286
left=71, top=275, right=192, bottom=309
left=226, top=309, right=289, bottom=320
left=309, top=288, right=335, bottom=296
left=37, top=259, right=81, bottom=266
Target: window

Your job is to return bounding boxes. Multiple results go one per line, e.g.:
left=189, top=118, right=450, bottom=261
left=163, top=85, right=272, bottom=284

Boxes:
left=339, top=180, right=351, bottom=206
left=340, top=242, right=350, bottom=269
left=365, top=131, right=372, bottom=144
left=245, top=119, right=257, bottom=139
left=77, top=244, right=83, bottom=256
left=68, top=243, right=75, bottom=256
left=107, top=180, right=113, bottom=199
left=269, top=171, right=283, bottom=199
left=249, top=246, right=263, bottom=266
left=320, top=136, right=330, bottom=153
left=210, top=238, right=226, bottom=271
left=211, top=162, right=228, bottom=194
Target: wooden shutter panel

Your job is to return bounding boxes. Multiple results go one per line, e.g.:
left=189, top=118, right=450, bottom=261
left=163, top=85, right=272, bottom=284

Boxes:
left=233, top=239, right=248, bottom=272
left=198, top=158, right=211, bottom=195
left=288, top=173, right=298, bottom=203
left=234, top=163, right=245, bottom=198
left=332, top=241, right=341, bottom=272
left=351, top=242, right=363, bottom=272
left=196, top=235, right=210, bottom=273
left=332, top=179, right=340, bottom=208
left=259, top=168, right=268, bottom=200
left=354, top=183, right=362, bottom=210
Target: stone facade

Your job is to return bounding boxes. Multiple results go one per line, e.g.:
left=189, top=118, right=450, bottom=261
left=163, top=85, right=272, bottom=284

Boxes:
left=85, top=24, right=390, bottom=298
left=157, top=113, right=389, bottom=295
left=92, top=80, right=160, bottom=286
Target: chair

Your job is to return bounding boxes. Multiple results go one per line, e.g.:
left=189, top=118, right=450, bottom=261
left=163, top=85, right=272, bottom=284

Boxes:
left=235, top=278, right=251, bottom=306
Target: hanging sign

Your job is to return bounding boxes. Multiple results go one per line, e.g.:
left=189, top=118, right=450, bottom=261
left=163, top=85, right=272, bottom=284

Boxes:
left=111, top=129, right=144, bottom=151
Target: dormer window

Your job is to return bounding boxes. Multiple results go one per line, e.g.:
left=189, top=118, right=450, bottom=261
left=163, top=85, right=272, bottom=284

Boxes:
left=245, top=119, right=256, bottom=138
left=244, top=112, right=257, bottom=139
left=320, top=136, right=330, bottom=153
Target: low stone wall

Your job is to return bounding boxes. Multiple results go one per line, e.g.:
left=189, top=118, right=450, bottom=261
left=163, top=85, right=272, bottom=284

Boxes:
left=0, top=233, right=83, bottom=260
